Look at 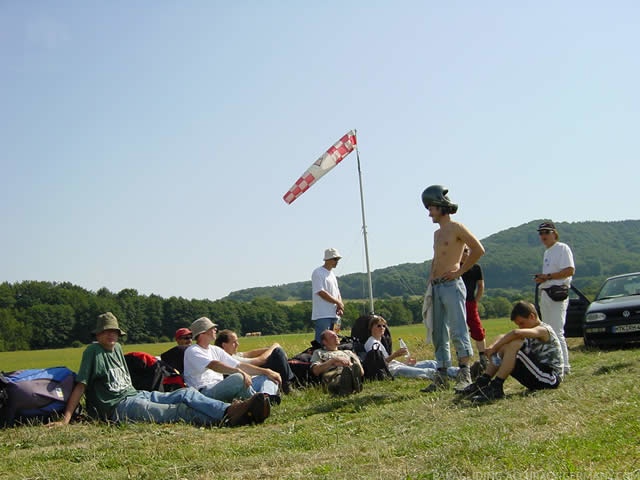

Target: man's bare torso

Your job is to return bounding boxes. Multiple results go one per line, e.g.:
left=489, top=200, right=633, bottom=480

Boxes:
left=431, top=221, right=465, bottom=279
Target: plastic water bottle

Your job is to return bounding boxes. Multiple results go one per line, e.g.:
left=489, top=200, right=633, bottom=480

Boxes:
left=334, top=317, right=342, bottom=333
left=398, top=338, right=410, bottom=359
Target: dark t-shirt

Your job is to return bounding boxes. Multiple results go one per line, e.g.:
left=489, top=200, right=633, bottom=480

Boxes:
left=462, top=264, right=483, bottom=301
left=160, top=345, right=189, bottom=374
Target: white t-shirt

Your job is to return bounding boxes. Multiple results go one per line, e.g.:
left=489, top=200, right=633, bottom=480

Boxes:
left=311, top=266, right=341, bottom=320
left=183, top=344, right=240, bottom=390
left=541, top=241, right=575, bottom=287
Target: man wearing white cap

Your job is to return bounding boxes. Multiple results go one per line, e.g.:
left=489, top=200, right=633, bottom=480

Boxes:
left=311, top=248, right=344, bottom=346
left=183, top=317, right=281, bottom=404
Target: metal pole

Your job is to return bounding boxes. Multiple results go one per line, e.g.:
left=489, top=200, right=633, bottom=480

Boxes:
left=355, top=131, right=375, bottom=314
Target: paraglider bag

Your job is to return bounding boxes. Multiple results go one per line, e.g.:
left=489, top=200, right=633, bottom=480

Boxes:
left=544, top=285, right=569, bottom=302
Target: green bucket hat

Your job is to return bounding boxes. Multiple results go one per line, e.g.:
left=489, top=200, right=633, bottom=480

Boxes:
left=92, top=312, right=127, bottom=336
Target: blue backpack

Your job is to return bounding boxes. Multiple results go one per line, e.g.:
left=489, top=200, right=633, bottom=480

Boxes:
left=0, top=367, right=76, bottom=427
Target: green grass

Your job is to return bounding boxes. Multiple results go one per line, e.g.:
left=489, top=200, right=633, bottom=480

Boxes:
left=2, top=321, right=640, bottom=479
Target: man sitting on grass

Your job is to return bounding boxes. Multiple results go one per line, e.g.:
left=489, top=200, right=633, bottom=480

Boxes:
left=49, top=312, right=270, bottom=428
left=310, top=329, right=364, bottom=396
left=214, top=329, right=296, bottom=394
left=462, top=301, right=563, bottom=402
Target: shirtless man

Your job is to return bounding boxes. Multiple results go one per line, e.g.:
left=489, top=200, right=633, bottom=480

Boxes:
left=420, top=185, right=485, bottom=393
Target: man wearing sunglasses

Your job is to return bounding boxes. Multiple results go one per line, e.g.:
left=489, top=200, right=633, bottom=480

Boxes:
left=534, top=221, right=575, bottom=375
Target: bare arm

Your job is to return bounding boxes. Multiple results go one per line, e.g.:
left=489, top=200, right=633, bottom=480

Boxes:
left=457, top=225, right=485, bottom=277
left=485, top=325, right=550, bottom=357
left=240, top=344, right=280, bottom=366
left=48, top=382, right=85, bottom=427
left=237, top=362, right=282, bottom=385
left=317, top=290, right=344, bottom=311
left=311, top=357, right=350, bottom=377
left=535, top=266, right=576, bottom=284
left=475, top=279, right=485, bottom=303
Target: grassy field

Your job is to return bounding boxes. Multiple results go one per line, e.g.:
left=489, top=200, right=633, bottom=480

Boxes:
left=1, top=321, right=639, bottom=479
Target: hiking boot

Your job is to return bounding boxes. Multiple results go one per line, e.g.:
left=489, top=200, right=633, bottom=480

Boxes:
left=351, top=364, right=363, bottom=393
left=224, top=393, right=271, bottom=427
left=479, top=353, right=489, bottom=372
left=454, top=366, right=472, bottom=393
left=336, top=366, right=355, bottom=396
left=470, top=360, right=483, bottom=381
left=420, top=369, right=449, bottom=393
left=471, top=380, right=505, bottom=403
left=459, top=374, right=491, bottom=397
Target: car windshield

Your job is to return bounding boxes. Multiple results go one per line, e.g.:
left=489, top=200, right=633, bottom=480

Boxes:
left=596, top=274, right=640, bottom=300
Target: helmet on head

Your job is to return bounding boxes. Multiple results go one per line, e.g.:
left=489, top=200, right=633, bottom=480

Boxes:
left=421, top=185, right=458, bottom=214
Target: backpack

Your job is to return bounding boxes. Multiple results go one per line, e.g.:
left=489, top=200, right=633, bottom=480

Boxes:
left=288, top=347, right=321, bottom=387
left=124, top=352, right=179, bottom=392
left=0, top=367, right=77, bottom=427
left=362, top=343, right=393, bottom=381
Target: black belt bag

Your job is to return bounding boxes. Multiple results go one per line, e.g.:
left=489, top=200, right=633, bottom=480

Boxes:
left=543, top=285, right=569, bottom=301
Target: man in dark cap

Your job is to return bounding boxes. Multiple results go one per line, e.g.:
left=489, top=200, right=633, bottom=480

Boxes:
left=534, top=221, right=575, bottom=375
left=420, top=185, right=485, bottom=394
left=49, top=312, right=270, bottom=428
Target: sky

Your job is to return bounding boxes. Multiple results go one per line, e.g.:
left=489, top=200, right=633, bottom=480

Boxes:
left=1, top=2, right=639, bottom=301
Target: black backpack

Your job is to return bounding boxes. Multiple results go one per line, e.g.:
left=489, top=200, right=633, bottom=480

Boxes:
left=124, top=352, right=178, bottom=392
left=362, top=343, right=393, bottom=381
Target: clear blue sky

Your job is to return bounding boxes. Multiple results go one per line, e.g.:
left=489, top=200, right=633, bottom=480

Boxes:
left=2, top=2, right=638, bottom=300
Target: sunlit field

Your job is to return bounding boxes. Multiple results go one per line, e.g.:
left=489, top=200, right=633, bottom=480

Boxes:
left=2, top=321, right=639, bottom=479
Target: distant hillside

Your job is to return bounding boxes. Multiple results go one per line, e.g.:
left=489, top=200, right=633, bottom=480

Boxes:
left=225, top=219, right=640, bottom=302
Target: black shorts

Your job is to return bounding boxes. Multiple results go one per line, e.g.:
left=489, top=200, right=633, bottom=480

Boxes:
left=511, top=350, right=562, bottom=390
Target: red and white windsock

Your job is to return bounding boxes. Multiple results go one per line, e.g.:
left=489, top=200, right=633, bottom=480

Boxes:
left=283, top=130, right=357, bottom=205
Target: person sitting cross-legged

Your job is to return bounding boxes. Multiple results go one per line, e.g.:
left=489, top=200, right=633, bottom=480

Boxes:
left=310, top=329, right=364, bottom=396
left=462, top=301, right=563, bottom=402
left=48, top=312, right=270, bottom=428
left=183, top=317, right=282, bottom=405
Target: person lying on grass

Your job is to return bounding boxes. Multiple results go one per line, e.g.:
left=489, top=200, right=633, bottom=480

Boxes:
left=461, top=301, right=563, bottom=402
left=48, top=312, right=270, bottom=428
left=310, top=329, right=364, bottom=396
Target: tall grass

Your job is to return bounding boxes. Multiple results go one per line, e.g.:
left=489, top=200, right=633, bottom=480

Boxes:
left=2, top=321, right=639, bottom=479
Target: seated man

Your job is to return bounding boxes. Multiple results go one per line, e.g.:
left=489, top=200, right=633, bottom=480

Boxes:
left=50, top=312, right=270, bottom=428
left=160, top=327, right=193, bottom=390
left=462, top=301, right=563, bottom=402
left=183, top=317, right=282, bottom=404
left=214, top=329, right=296, bottom=394
left=310, top=329, right=364, bottom=396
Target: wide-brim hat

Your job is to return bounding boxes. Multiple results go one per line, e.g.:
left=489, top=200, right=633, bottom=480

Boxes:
left=92, top=312, right=126, bottom=336
left=324, top=248, right=342, bottom=261
left=190, top=317, right=218, bottom=338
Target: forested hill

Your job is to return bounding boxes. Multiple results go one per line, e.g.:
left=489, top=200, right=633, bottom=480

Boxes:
left=226, top=219, right=640, bottom=302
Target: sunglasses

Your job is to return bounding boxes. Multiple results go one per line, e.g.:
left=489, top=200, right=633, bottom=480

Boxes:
left=180, top=336, right=192, bottom=340
left=538, top=230, right=553, bottom=236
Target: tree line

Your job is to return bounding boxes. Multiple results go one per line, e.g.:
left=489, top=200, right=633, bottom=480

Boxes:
left=0, top=280, right=527, bottom=352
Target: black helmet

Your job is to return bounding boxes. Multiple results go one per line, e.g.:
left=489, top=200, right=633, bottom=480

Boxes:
left=421, top=185, right=458, bottom=214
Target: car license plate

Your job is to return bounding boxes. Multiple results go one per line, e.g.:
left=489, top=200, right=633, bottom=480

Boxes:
left=613, top=324, right=640, bottom=333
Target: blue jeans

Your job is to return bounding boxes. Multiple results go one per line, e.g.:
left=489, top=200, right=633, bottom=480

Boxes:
left=313, top=317, right=336, bottom=344
left=199, top=373, right=254, bottom=402
left=113, top=387, right=228, bottom=426
left=391, top=360, right=459, bottom=379
left=198, top=373, right=279, bottom=402
left=432, top=278, right=474, bottom=368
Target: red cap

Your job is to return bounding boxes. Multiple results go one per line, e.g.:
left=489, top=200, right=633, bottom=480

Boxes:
left=174, top=327, right=192, bottom=340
